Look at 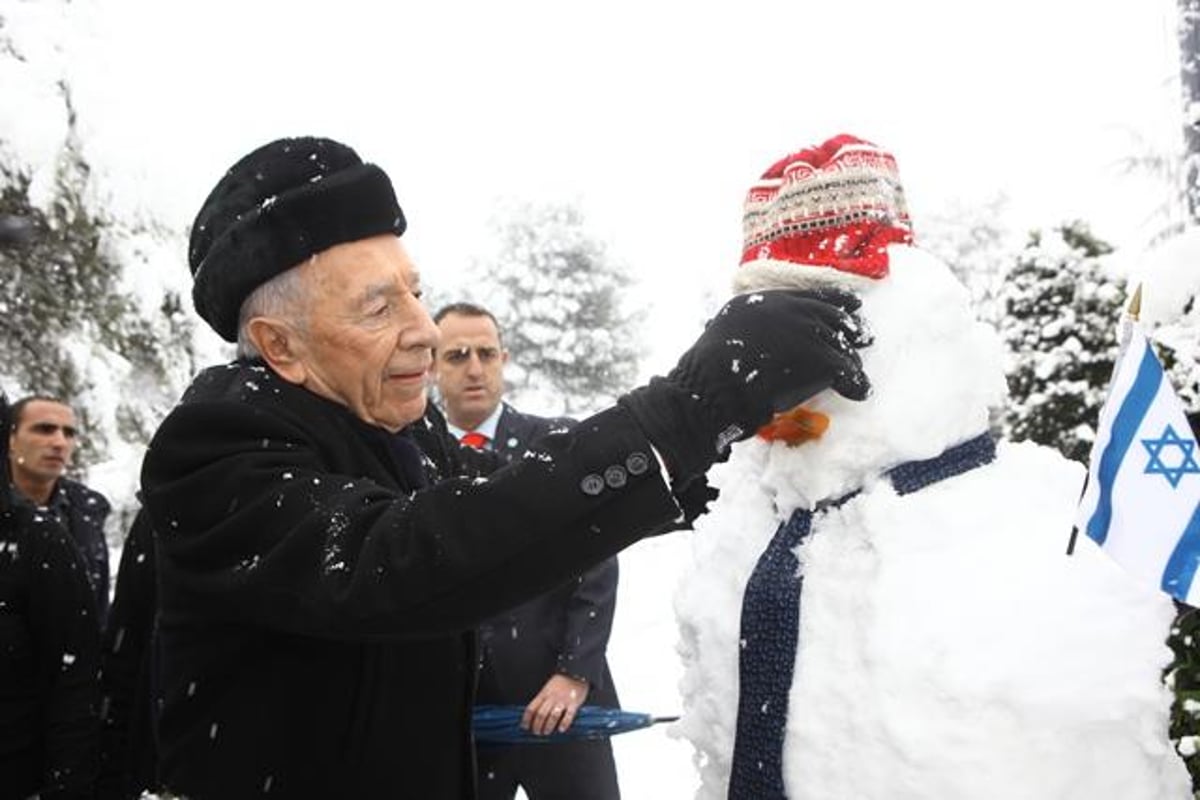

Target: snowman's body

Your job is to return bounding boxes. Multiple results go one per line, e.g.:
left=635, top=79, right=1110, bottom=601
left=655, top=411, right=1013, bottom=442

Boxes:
left=674, top=246, right=1190, bottom=799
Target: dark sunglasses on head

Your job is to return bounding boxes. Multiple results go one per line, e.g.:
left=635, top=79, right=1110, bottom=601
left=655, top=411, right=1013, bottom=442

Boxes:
left=440, top=346, right=501, bottom=365
left=28, top=422, right=78, bottom=439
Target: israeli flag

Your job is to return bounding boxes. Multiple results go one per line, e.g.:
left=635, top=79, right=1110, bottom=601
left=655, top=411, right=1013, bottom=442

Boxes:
left=1077, top=326, right=1200, bottom=605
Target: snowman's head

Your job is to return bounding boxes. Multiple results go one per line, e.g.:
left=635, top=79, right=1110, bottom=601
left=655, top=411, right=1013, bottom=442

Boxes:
left=732, top=135, right=1007, bottom=507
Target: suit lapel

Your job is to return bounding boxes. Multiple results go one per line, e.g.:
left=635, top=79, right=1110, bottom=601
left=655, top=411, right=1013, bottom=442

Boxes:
left=494, top=404, right=541, bottom=460
left=494, top=404, right=521, bottom=459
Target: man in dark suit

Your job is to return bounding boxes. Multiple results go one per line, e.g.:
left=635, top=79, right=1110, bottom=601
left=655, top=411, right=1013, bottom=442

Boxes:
left=8, top=395, right=111, bottom=623
left=434, top=302, right=622, bottom=799
left=135, top=135, right=872, bottom=799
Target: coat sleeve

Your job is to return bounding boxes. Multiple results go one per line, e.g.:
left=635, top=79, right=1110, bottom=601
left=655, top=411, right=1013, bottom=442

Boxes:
left=555, top=555, right=619, bottom=691
left=92, top=492, right=112, bottom=624
left=27, top=515, right=102, bottom=800
left=142, top=401, right=682, bottom=641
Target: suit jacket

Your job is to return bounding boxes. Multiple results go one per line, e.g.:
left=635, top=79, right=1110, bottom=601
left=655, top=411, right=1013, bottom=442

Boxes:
left=476, top=404, right=620, bottom=708
left=138, top=360, right=680, bottom=800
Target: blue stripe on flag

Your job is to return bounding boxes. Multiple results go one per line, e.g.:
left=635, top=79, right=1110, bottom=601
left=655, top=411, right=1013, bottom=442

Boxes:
left=1086, top=344, right=1163, bottom=546
left=1161, top=502, right=1200, bottom=600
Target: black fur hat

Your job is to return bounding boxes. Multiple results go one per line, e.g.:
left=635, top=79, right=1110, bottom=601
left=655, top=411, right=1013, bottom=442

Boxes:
left=189, top=136, right=407, bottom=342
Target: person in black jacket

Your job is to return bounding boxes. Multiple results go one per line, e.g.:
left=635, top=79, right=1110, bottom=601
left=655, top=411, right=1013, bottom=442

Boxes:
left=8, top=395, right=112, bottom=623
left=96, top=507, right=158, bottom=800
left=0, top=390, right=101, bottom=799
left=434, top=301, right=623, bottom=799
left=138, top=135, right=873, bottom=799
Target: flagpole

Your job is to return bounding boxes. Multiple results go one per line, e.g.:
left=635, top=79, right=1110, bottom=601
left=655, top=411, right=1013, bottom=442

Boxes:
left=1066, top=518, right=1082, bottom=556
left=1067, top=283, right=1144, bottom=556
left=1121, top=283, right=1142, bottom=345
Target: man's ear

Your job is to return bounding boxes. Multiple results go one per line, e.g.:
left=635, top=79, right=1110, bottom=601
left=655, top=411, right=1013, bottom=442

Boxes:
left=246, top=317, right=308, bottom=385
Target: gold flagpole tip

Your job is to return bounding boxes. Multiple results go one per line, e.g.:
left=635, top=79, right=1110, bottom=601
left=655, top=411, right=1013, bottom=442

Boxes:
left=1128, top=284, right=1143, bottom=322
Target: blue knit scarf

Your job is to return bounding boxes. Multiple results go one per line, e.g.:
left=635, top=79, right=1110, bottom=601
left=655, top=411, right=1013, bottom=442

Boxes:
left=728, top=433, right=997, bottom=800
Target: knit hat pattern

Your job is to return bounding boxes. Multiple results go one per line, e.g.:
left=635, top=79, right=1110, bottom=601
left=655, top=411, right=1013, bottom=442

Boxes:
left=735, top=134, right=913, bottom=293
left=189, top=136, right=406, bottom=342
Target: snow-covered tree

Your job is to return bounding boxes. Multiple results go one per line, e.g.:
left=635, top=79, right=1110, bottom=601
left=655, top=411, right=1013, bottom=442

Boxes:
left=1143, top=231, right=1200, bottom=413
left=469, top=201, right=643, bottom=416
left=0, top=14, right=203, bottom=530
left=2, top=125, right=195, bottom=450
left=0, top=126, right=200, bottom=532
left=995, top=222, right=1125, bottom=463
left=1180, top=0, right=1200, bottom=223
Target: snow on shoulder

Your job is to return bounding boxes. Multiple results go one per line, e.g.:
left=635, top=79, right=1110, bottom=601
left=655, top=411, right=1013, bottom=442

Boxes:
left=673, top=134, right=1190, bottom=799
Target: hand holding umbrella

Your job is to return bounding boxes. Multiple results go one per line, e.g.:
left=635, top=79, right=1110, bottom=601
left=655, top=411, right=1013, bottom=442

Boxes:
left=522, top=673, right=589, bottom=735
left=474, top=705, right=680, bottom=745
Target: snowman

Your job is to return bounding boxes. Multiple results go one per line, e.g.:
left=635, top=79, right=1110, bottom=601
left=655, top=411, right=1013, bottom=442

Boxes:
left=673, top=134, right=1191, bottom=799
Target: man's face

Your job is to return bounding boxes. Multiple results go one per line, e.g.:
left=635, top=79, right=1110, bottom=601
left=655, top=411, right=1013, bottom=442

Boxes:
left=286, top=234, right=439, bottom=432
left=433, top=312, right=508, bottom=430
left=9, top=400, right=77, bottom=485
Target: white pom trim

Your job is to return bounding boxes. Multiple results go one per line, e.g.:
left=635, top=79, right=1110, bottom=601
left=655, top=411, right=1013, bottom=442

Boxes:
left=732, top=259, right=881, bottom=294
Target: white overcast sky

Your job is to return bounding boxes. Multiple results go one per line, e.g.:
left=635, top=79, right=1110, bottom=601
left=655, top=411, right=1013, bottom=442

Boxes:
left=4, top=0, right=1186, bottom=372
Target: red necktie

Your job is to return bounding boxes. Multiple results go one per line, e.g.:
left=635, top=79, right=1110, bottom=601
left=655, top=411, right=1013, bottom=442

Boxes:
left=460, top=431, right=489, bottom=450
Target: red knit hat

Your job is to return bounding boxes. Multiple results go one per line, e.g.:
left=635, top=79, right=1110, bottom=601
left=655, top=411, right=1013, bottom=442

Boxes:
left=736, top=134, right=913, bottom=292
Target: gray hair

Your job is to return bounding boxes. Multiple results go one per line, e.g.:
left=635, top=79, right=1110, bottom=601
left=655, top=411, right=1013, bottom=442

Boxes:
left=235, top=264, right=310, bottom=359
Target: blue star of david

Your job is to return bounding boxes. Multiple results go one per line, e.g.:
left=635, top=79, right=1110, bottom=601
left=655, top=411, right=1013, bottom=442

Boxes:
left=1141, top=424, right=1200, bottom=489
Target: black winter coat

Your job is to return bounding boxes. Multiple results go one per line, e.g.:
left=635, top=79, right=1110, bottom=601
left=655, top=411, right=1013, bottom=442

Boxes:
left=139, top=361, right=680, bottom=799
left=47, top=478, right=112, bottom=624
left=97, top=508, right=158, bottom=800
left=476, top=405, right=620, bottom=708
left=0, top=496, right=101, bottom=800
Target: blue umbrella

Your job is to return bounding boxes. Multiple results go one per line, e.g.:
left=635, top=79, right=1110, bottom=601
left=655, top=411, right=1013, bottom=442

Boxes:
left=473, top=704, right=679, bottom=745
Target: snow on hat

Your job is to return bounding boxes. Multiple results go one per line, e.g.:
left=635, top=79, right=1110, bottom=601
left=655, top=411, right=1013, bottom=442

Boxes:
left=734, top=133, right=913, bottom=293
left=189, top=136, right=407, bottom=342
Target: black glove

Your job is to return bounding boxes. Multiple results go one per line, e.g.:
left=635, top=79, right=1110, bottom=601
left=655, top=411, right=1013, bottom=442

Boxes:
left=618, top=288, right=871, bottom=485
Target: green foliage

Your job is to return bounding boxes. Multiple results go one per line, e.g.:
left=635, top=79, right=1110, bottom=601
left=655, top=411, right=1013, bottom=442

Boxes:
left=0, top=114, right=195, bottom=468
left=995, top=222, right=1124, bottom=463
left=1167, top=604, right=1200, bottom=795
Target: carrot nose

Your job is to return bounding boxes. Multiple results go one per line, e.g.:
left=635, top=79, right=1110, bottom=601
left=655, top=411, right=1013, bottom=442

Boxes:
left=757, top=404, right=830, bottom=445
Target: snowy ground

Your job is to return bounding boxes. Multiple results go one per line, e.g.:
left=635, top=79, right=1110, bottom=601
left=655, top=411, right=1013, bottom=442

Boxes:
left=607, top=535, right=699, bottom=798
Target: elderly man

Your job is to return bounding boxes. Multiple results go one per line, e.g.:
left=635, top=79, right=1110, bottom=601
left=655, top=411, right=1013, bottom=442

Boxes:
left=434, top=301, right=622, bottom=799
left=139, top=136, right=871, bottom=799
left=8, top=395, right=111, bottom=622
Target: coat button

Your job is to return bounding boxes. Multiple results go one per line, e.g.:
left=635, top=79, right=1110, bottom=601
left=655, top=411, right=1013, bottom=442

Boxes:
left=604, top=465, right=627, bottom=489
left=580, top=474, right=605, bottom=496
left=626, top=452, right=650, bottom=475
